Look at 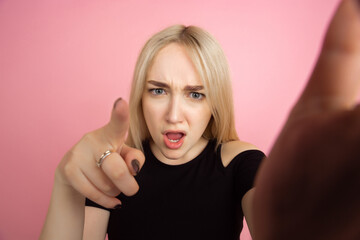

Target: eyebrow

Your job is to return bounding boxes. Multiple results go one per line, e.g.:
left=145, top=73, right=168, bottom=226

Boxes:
left=147, top=80, right=169, bottom=88
left=147, top=80, right=204, bottom=91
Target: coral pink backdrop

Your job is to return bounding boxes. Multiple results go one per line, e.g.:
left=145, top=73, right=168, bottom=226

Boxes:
left=0, top=0, right=340, bottom=239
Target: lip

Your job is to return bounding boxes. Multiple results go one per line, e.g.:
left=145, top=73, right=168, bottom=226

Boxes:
left=163, top=130, right=186, bottom=135
left=163, top=130, right=186, bottom=149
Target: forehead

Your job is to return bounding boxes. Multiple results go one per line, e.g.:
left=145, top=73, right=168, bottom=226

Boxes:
left=146, top=43, right=202, bottom=86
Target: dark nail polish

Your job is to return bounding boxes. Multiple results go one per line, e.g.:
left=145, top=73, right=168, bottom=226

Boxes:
left=113, top=98, right=122, bottom=109
left=131, top=159, right=140, bottom=175
left=114, top=204, right=122, bottom=209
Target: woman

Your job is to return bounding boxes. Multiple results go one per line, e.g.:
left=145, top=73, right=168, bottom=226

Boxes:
left=40, top=25, right=264, bottom=240
left=41, top=0, right=360, bottom=239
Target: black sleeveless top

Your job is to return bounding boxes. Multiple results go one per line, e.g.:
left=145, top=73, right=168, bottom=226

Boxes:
left=86, top=139, right=265, bottom=240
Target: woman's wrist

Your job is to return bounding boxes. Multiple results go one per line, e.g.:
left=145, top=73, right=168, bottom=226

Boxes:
left=40, top=168, right=86, bottom=240
left=54, top=167, right=85, bottom=201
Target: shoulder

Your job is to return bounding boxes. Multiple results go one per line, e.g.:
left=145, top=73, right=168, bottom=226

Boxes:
left=221, top=140, right=260, bottom=167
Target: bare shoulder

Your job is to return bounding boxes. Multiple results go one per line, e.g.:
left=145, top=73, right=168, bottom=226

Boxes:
left=221, top=140, right=260, bottom=167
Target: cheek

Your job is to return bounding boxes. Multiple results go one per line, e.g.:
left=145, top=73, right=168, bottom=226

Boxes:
left=193, top=107, right=212, bottom=128
left=201, top=103, right=212, bottom=120
left=142, top=98, right=160, bottom=127
left=203, top=112, right=212, bottom=127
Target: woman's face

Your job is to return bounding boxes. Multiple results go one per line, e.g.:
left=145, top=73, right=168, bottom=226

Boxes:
left=142, top=43, right=212, bottom=165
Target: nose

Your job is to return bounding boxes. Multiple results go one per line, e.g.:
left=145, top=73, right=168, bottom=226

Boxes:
left=166, top=95, right=183, bottom=123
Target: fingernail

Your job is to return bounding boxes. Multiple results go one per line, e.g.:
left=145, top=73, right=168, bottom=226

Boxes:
left=113, top=98, right=122, bottom=109
left=113, top=204, right=122, bottom=209
left=131, top=159, right=140, bottom=175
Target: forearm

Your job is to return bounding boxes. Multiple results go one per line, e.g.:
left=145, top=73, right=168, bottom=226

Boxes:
left=40, top=169, right=85, bottom=240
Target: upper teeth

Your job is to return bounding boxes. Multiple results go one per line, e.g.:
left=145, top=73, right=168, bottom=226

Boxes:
left=169, top=139, right=180, bottom=143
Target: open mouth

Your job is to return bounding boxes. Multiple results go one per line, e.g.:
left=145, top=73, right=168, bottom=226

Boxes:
left=166, top=132, right=184, bottom=142
left=163, top=131, right=185, bottom=149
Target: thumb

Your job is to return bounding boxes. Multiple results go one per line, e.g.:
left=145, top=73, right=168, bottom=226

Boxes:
left=103, top=98, right=130, bottom=147
left=295, top=0, right=360, bottom=114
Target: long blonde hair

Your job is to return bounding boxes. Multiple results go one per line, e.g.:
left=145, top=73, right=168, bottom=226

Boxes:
left=127, top=25, right=239, bottom=150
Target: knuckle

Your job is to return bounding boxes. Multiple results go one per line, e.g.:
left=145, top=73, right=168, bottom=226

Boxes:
left=61, top=150, right=75, bottom=163
left=81, top=132, right=92, bottom=141
left=62, top=162, right=77, bottom=179
left=102, top=184, right=118, bottom=196
left=102, top=184, right=113, bottom=193
left=80, top=132, right=97, bottom=145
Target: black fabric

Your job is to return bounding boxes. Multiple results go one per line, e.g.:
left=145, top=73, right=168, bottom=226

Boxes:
left=86, top=139, right=265, bottom=240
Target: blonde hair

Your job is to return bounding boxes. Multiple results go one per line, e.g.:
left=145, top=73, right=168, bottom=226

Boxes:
left=127, top=24, right=239, bottom=150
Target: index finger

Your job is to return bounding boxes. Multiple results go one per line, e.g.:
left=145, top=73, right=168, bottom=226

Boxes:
left=295, top=0, right=360, bottom=113
left=102, top=98, right=130, bottom=149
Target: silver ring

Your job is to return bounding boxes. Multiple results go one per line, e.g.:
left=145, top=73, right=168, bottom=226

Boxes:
left=97, top=150, right=113, bottom=168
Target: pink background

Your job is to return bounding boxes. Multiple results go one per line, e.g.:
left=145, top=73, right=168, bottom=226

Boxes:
left=0, top=0, right=341, bottom=239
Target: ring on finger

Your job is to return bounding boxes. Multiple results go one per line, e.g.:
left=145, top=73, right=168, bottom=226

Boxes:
left=97, top=150, right=113, bottom=168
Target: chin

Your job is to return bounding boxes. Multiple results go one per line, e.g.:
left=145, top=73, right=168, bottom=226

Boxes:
left=161, top=149, right=184, bottom=161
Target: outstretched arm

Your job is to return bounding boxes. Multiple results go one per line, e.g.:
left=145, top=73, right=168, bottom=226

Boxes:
left=253, top=0, right=360, bottom=239
left=39, top=99, right=145, bottom=240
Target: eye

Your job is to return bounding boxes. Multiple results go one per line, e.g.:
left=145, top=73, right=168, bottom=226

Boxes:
left=189, top=92, right=205, bottom=100
left=150, top=88, right=165, bottom=95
